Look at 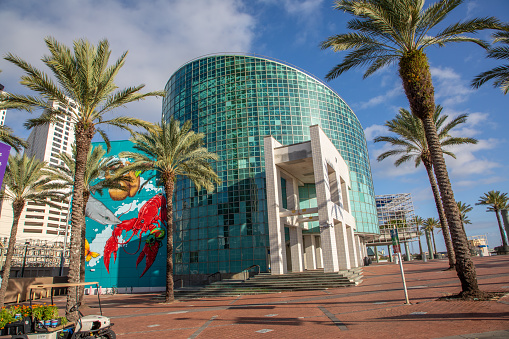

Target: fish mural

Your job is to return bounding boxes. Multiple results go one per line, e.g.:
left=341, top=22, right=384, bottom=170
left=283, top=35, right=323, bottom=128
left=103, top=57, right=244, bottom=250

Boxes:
left=85, top=196, right=121, bottom=225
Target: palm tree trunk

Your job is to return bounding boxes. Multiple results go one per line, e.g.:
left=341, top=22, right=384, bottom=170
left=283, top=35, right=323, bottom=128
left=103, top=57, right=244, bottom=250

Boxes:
left=425, top=229, right=434, bottom=259
left=431, top=230, right=437, bottom=256
left=164, top=174, right=175, bottom=303
left=79, top=192, right=90, bottom=305
left=423, top=162, right=455, bottom=268
left=66, top=123, right=95, bottom=320
left=418, top=232, right=423, bottom=259
left=400, top=50, right=479, bottom=294
left=422, top=113, right=479, bottom=294
left=0, top=201, right=24, bottom=307
left=495, top=209, right=509, bottom=248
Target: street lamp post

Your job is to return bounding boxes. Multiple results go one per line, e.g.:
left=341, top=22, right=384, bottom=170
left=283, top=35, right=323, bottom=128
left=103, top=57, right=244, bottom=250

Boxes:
left=59, top=216, right=70, bottom=276
left=21, top=241, right=29, bottom=277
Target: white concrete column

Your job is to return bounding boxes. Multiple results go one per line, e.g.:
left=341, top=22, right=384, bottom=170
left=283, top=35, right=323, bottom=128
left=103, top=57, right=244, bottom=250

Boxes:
left=310, top=127, right=340, bottom=273
left=334, top=222, right=351, bottom=270
left=285, top=176, right=300, bottom=211
left=304, top=235, right=317, bottom=270
left=346, top=225, right=359, bottom=268
left=356, top=235, right=364, bottom=266
left=289, top=227, right=304, bottom=272
left=315, top=235, right=323, bottom=269
left=263, top=136, right=286, bottom=275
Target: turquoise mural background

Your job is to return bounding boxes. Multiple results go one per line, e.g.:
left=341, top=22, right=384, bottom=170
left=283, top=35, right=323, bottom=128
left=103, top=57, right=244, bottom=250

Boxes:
left=84, top=140, right=166, bottom=290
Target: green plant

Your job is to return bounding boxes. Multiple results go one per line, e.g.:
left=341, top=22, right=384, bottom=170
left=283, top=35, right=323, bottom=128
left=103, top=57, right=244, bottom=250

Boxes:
left=42, top=305, right=58, bottom=321
left=0, top=307, right=17, bottom=330
left=31, top=305, right=44, bottom=321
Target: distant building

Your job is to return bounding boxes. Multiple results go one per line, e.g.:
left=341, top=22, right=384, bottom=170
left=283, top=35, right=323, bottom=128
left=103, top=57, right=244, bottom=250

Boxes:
left=468, top=235, right=490, bottom=257
left=367, top=193, right=419, bottom=260
left=0, top=99, right=76, bottom=241
left=376, top=193, right=416, bottom=230
left=0, top=83, right=6, bottom=126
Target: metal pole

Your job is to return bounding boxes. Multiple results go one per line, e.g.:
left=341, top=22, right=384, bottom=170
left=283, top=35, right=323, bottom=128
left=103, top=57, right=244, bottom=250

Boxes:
left=21, top=242, right=29, bottom=277
left=398, top=252, right=410, bottom=305
left=59, top=216, right=70, bottom=276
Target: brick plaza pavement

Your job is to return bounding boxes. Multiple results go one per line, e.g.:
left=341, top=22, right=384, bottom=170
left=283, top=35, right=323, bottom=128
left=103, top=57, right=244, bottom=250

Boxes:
left=58, top=256, right=509, bottom=338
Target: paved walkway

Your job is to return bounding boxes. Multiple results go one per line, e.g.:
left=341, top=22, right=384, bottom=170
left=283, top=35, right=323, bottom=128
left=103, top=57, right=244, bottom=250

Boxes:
left=57, top=256, right=509, bottom=338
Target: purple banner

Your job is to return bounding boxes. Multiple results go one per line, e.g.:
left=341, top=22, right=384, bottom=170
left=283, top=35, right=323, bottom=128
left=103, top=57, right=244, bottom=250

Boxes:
left=0, top=142, right=11, bottom=188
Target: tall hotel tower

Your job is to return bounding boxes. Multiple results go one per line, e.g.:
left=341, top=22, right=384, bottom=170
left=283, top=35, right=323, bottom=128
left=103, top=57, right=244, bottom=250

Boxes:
left=0, top=99, right=76, bottom=241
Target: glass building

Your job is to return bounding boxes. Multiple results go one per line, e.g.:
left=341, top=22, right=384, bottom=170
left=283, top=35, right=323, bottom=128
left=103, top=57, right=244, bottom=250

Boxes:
left=162, top=54, right=378, bottom=277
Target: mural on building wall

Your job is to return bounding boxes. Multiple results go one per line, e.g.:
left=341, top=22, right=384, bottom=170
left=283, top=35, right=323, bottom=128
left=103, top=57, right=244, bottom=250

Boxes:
left=103, top=193, right=167, bottom=277
left=85, top=141, right=167, bottom=290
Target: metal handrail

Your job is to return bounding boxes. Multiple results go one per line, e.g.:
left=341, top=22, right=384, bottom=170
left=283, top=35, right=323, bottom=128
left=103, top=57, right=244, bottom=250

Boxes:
left=240, top=264, right=261, bottom=281
left=174, top=278, right=184, bottom=288
left=207, top=272, right=221, bottom=284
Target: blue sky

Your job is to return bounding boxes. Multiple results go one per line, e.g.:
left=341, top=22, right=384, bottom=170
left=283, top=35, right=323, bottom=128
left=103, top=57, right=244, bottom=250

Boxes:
left=1, top=0, right=508, bottom=252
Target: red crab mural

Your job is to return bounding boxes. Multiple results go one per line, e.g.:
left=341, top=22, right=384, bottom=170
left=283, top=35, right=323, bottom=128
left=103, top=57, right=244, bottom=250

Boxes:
left=103, top=194, right=167, bottom=277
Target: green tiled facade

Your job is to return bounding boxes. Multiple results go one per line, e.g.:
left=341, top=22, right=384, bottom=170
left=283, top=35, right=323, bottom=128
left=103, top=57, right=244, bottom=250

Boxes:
left=162, top=55, right=378, bottom=275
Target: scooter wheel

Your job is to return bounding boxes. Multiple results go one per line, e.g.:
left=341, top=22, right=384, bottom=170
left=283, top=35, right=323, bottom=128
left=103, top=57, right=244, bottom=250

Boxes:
left=99, top=329, right=116, bottom=339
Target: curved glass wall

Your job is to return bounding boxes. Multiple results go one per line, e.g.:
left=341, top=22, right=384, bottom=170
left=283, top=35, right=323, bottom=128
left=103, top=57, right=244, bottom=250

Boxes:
left=163, top=55, right=378, bottom=275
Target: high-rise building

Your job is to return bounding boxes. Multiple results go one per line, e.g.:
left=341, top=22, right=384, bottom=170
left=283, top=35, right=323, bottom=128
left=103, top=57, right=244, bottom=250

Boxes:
left=0, top=99, right=76, bottom=241
left=162, top=54, right=379, bottom=278
left=0, top=84, right=6, bottom=126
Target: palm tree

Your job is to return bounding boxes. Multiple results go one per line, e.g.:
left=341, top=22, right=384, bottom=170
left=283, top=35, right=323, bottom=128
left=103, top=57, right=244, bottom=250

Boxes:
left=118, top=118, right=221, bottom=303
left=412, top=216, right=425, bottom=259
left=375, top=105, right=476, bottom=269
left=0, top=126, right=27, bottom=152
left=0, top=154, right=66, bottom=306
left=320, top=0, right=499, bottom=295
left=0, top=82, right=28, bottom=152
left=2, top=37, right=164, bottom=318
left=476, top=191, right=509, bottom=249
left=424, top=217, right=440, bottom=256
left=43, top=145, right=124, bottom=302
left=472, top=26, right=509, bottom=94
left=457, top=201, right=473, bottom=234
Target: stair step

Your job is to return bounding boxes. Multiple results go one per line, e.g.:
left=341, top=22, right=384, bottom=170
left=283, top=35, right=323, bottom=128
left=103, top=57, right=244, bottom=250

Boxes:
left=155, top=268, right=363, bottom=299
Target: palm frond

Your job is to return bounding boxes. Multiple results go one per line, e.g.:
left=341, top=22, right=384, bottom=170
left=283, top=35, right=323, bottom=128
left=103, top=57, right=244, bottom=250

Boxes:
left=0, top=125, right=28, bottom=152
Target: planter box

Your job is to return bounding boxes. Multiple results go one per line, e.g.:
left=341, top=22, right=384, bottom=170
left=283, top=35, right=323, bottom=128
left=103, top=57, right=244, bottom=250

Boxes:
left=1, top=316, right=32, bottom=335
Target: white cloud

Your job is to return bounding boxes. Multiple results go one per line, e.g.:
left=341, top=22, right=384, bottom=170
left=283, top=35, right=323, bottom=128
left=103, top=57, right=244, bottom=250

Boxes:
left=430, top=66, right=474, bottom=106
left=364, top=124, right=387, bottom=141
left=445, top=138, right=501, bottom=177
left=257, top=0, right=324, bottom=45
left=260, top=0, right=324, bottom=17
left=466, top=1, right=479, bottom=18
left=356, top=83, right=402, bottom=110
left=455, top=176, right=507, bottom=188
left=369, top=142, right=420, bottom=178
left=115, top=199, right=146, bottom=216
left=445, top=111, right=494, bottom=138
left=0, top=0, right=256, bottom=137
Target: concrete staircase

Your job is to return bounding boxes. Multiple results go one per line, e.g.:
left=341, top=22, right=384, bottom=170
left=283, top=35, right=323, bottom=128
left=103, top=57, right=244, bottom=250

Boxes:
left=160, top=268, right=363, bottom=300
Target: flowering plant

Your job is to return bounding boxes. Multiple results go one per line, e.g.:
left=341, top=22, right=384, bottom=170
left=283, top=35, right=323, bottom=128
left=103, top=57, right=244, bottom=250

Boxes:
left=0, top=304, right=67, bottom=330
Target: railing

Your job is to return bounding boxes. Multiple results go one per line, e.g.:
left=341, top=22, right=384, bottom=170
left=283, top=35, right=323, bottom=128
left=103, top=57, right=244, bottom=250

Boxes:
left=174, top=278, right=184, bottom=288
left=240, top=264, right=260, bottom=281
left=207, top=272, right=221, bottom=284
